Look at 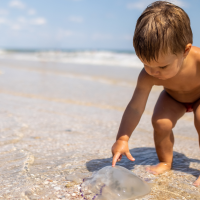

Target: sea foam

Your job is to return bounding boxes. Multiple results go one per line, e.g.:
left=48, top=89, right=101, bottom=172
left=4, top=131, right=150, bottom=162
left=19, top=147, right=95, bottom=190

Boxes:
left=0, top=50, right=143, bottom=68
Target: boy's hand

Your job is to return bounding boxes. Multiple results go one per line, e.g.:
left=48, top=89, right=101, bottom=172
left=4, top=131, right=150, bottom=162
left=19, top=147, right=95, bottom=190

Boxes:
left=111, top=140, right=135, bottom=167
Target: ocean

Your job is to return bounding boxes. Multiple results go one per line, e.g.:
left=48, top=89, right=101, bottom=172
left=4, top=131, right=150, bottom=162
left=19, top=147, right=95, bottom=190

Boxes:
left=0, top=49, right=143, bottom=68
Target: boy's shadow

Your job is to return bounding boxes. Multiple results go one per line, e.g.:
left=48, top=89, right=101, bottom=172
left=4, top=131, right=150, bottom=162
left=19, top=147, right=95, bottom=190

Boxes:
left=86, top=147, right=200, bottom=178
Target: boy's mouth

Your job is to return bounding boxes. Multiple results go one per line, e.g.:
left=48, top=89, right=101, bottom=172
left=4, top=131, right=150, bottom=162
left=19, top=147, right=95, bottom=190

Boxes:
left=154, top=76, right=165, bottom=80
left=153, top=76, right=161, bottom=79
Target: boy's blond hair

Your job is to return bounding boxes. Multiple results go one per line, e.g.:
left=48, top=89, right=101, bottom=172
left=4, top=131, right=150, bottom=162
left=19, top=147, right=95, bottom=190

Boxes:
left=133, top=1, right=193, bottom=62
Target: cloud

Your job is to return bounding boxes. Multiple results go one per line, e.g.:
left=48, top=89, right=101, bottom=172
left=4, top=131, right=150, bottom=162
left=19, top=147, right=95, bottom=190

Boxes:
left=11, top=24, right=21, bottom=30
left=92, top=33, right=113, bottom=40
left=56, top=29, right=84, bottom=40
left=17, top=17, right=27, bottom=23
left=169, top=0, right=186, bottom=6
left=9, top=0, right=25, bottom=9
left=0, top=18, right=7, bottom=24
left=31, top=17, right=46, bottom=25
left=58, top=30, right=73, bottom=38
left=69, top=16, right=83, bottom=23
left=122, top=34, right=133, bottom=41
left=28, top=9, right=36, bottom=15
left=127, top=0, right=186, bottom=10
left=127, top=1, right=149, bottom=10
left=0, top=9, right=9, bottom=15
left=0, top=16, right=46, bottom=32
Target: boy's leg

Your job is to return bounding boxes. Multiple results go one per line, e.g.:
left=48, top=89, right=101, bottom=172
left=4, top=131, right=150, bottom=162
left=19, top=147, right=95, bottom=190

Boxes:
left=192, top=99, right=200, bottom=186
left=146, top=90, right=186, bottom=175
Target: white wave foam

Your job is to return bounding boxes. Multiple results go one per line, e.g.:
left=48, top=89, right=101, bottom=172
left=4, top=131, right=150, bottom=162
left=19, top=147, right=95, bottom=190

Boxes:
left=0, top=50, right=143, bottom=68
left=0, top=49, right=7, bottom=54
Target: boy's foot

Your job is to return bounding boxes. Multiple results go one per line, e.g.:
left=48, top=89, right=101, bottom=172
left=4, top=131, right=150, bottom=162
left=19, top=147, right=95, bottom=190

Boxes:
left=193, top=176, right=200, bottom=187
left=146, top=162, right=171, bottom=175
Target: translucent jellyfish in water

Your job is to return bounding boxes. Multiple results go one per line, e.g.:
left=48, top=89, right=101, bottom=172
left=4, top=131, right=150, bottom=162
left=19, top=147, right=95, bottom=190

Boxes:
left=80, top=165, right=151, bottom=200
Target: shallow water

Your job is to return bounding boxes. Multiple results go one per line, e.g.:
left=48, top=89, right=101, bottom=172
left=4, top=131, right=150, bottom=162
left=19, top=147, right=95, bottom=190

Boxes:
left=0, top=59, right=200, bottom=199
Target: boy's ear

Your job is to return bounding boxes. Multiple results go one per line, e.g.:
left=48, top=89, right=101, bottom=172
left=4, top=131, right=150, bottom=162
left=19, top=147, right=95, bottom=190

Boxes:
left=183, top=43, right=192, bottom=57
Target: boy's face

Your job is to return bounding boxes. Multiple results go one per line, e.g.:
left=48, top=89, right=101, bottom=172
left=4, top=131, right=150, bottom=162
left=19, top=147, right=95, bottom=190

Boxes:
left=139, top=51, right=186, bottom=80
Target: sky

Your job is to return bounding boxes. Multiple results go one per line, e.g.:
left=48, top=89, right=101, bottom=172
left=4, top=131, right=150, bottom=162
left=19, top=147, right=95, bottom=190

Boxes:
left=0, top=0, right=200, bottom=50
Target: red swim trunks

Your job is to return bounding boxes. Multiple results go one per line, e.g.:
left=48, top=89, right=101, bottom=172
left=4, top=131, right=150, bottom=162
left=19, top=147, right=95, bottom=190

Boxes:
left=183, top=103, right=194, bottom=112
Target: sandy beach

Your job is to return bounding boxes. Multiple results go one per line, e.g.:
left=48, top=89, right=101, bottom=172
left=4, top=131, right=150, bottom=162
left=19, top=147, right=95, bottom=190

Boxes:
left=0, top=55, right=200, bottom=199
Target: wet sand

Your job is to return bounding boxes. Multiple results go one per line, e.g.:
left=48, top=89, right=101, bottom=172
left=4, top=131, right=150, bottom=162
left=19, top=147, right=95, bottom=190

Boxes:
left=0, top=59, right=200, bottom=199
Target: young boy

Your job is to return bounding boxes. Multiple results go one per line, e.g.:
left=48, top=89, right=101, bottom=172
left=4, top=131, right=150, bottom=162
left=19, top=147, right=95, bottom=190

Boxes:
left=111, top=1, right=200, bottom=186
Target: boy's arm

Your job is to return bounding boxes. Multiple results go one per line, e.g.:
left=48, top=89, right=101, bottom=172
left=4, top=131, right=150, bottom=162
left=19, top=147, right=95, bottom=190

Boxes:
left=112, top=68, right=154, bottom=166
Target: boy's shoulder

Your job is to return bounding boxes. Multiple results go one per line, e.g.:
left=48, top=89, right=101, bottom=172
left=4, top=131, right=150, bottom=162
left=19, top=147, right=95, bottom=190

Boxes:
left=191, top=46, right=200, bottom=63
left=137, top=68, right=156, bottom=89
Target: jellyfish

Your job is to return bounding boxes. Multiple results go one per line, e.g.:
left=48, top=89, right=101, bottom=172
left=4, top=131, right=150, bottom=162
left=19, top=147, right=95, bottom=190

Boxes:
left=80, top=165, right=151, bottom=200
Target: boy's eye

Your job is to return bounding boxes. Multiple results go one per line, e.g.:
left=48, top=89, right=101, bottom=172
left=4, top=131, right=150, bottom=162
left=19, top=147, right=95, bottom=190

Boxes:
left=159, top=66, right=167, bottom=69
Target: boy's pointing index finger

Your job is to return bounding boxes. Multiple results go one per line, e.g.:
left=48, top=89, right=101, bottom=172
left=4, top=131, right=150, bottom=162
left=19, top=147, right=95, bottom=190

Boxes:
left=112, top=152, right=121, bottom=167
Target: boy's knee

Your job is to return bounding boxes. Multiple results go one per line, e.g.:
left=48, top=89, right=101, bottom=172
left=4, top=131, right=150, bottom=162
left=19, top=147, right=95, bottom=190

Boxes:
left=152, top=117, right=173, bottom=133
